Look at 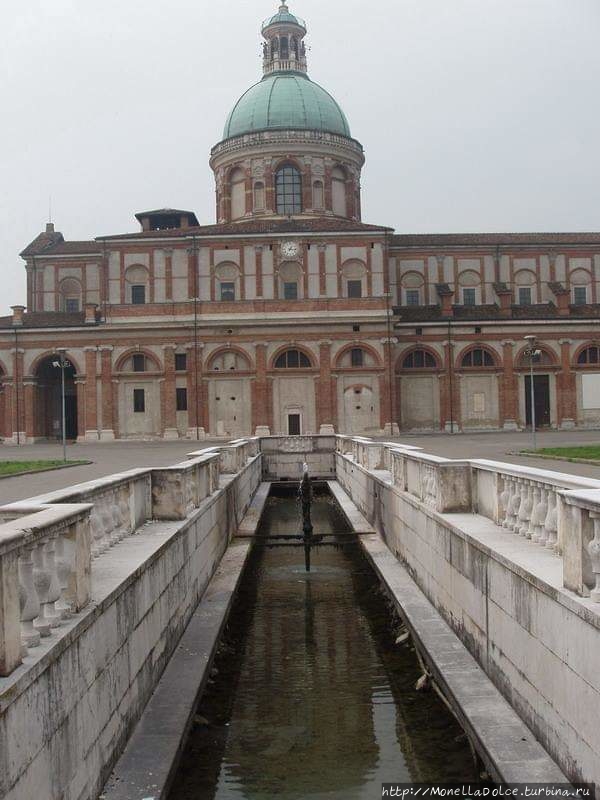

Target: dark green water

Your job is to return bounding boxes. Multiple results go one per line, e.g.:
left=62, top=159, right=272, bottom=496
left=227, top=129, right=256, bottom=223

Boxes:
left=169, top=487, right=479, bottom=799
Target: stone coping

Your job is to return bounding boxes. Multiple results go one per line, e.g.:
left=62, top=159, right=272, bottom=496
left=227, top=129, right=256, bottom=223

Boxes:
left=0, top=503, right=92, bottom=557
left=237, top=482, right=271, bottom=537
left=471, top=458, right=600, bottom=490
left=327, top=481, right=375, bottom=535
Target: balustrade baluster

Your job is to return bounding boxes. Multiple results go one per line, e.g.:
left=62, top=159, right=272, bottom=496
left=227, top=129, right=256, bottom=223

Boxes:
left=18, top=545, right=41, bottom=649
left=119, top=494, right=131, bottom=537
left=54, top=533, right=73, bottom=618
left=530, top=484, right=543, bottom=542
left=32, top=541, right=52, bottom=636
left=111, top=500, right=123, bottom=544
left=100, top=501, right=113, bottom=550
left=517, top=481, right=533, bottom=538
left=508, top=480, right=522, bottom=532
left=533, top=486, right=550, bottom=546
left=42, top=535, right=62, bottom=628
left=90, top=509, right=104, bottom=557
left=587, top=513, right=600, bottom=603
left=545, top=492, right=558, bottom=550
left=499, top=478, right=511, bottom=527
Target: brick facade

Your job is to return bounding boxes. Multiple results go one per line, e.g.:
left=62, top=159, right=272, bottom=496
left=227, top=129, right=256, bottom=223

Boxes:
left=4, top=5, right=600, bottom=442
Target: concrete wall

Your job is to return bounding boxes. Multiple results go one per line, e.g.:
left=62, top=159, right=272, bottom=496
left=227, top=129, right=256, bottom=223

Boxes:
left=335, top=451, right=600, bottom=789
left=0, top=454, right=261, bottom=800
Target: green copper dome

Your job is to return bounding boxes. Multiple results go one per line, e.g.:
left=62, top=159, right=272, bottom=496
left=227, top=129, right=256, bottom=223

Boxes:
left=223, top=72, right=351, bottom=140
left=262, top=7, right=306, bottom=30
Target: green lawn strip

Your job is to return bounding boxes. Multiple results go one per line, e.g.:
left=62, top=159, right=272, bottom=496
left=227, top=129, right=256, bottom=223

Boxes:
left=0, top=459, right=90, bottom=477
left=519, top=445, right=600, bottom=463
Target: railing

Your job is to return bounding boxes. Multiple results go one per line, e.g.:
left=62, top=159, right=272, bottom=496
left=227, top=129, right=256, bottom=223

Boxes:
left=0, top=503, right=92, bottom=675
left=335, top=435, right=600, bottom=602
left=0, top=440, right=260, bottom=677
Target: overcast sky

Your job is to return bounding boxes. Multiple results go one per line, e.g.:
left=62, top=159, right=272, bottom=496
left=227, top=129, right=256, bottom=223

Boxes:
left=1, top=0, right=599, bottom=313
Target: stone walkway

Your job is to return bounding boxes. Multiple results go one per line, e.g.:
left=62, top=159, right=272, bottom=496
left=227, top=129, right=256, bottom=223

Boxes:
left=0, top=440, right=220, bottom=504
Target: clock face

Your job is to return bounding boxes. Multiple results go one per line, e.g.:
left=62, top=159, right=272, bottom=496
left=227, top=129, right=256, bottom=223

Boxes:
left=281, top=241, right=299, bottom=258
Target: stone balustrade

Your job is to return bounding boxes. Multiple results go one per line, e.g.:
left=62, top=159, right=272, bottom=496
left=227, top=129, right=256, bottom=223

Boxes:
left=0, top=502, right=92, bottom=676
left=336, top=435, right=600, bottom=601
left=4, top=469, right=152, bottom=558
left=0, top=448, right=242, bottom=678
left=470, top=459, right=600, bottom=598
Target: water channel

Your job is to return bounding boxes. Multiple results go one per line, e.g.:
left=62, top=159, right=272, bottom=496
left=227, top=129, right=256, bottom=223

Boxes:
left=168, top=485, right=480, bottom=799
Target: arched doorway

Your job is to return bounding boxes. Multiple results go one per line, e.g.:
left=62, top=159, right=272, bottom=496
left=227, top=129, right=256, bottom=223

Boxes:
left=34, top=354, right=78, bottom=440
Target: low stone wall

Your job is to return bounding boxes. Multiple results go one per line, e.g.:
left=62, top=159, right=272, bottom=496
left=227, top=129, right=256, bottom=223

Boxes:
left=0, top=444, right=261, bottom=800
left=335, top=440, right=600, bottom=789
left=260, top=435, right=336, bottom=480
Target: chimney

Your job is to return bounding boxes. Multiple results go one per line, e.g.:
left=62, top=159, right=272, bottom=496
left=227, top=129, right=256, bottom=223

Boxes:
left=11, top=305, right=25, bottom=326
left=45, top=222, right=55, bottom=234
left=84, top=303, right=98, bottom=325
left=436, top=283, right=454, bottom=316
left=548, top=282, right=570, bottom=316
left=493, top=282, right=512, bottom=317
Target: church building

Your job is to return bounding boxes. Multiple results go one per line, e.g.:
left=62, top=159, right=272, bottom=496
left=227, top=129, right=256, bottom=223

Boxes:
left=2, top=2, right=600, bottom=442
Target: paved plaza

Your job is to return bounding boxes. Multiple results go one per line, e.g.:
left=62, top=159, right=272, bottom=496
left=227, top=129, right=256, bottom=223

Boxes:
left=0, top=429, right=599, bottom=505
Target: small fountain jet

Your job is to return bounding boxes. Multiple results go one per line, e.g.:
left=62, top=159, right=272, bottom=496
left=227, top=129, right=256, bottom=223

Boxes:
left=299, top=462, right=314, bottom=572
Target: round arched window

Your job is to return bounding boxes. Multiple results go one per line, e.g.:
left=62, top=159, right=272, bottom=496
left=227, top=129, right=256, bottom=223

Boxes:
left=461, top=348, right=495, bottom=368
left=577, top=346, right=600, bottom=365
left=274, top=349, right=311, bottom=369
left=402, top=350, right=436, bottom=369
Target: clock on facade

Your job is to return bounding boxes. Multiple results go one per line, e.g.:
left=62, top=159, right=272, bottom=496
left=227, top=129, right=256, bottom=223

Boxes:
left=281, top=241, right=299, bottom=258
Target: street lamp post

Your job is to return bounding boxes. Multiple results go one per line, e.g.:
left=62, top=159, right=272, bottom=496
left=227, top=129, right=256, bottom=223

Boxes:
left=524, top=335, right=541, bottom=452
left=53, top=349, right=69, bottom=462
left=193, top=296, right=200, bottom=441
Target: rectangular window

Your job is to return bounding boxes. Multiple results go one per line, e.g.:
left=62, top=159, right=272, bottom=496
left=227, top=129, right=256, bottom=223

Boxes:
left=405, top=289, right=420, bottom=306
left=573, top=286, right=587, bottom=305
left=65, top=298, right=80, bottom=313
left=132, top=354, right=145, bottom=372
left=283, top=281, right=298, bottom=300
left=347, top=280, right=362, bottom=298
left=175, top=353, right=187, bottom=371
left=131, top=285, right=146, bottom=305
left=220, top=282, right=235, bottom=301
left=518, top=287, right=532, bottom=305
left=463, top=288, right=476, bottom=306
left=176, top=387, right=188, bottom=412
left=133, top=388, right=145, bottom=413
left=350, top=348, right=364, bottom=367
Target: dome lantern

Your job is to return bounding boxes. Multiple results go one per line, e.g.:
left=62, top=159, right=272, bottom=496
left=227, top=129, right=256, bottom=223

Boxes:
left=261, top=1, right=308, bottom=75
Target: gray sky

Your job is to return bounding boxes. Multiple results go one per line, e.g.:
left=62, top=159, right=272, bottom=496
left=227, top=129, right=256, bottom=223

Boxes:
left=2, top=0, right=599, bottom=313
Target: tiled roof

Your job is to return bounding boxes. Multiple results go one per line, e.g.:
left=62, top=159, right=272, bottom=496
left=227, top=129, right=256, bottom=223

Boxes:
left=391, top=302, right=600, bottom=322
left=567, top=304, right=600, bottom=317
left=0, top=312, right=87, bottom=329
left=98, top=218, right=392, bottom=241
left=21, top=235, right=101, bottom=258
left=453, top=304, right=502, bottom=319
left=510, top=303, right=557, bottom=318
left=20, top=230, right=66, bottom=257
left=390, top=232, right=600, bottom=248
